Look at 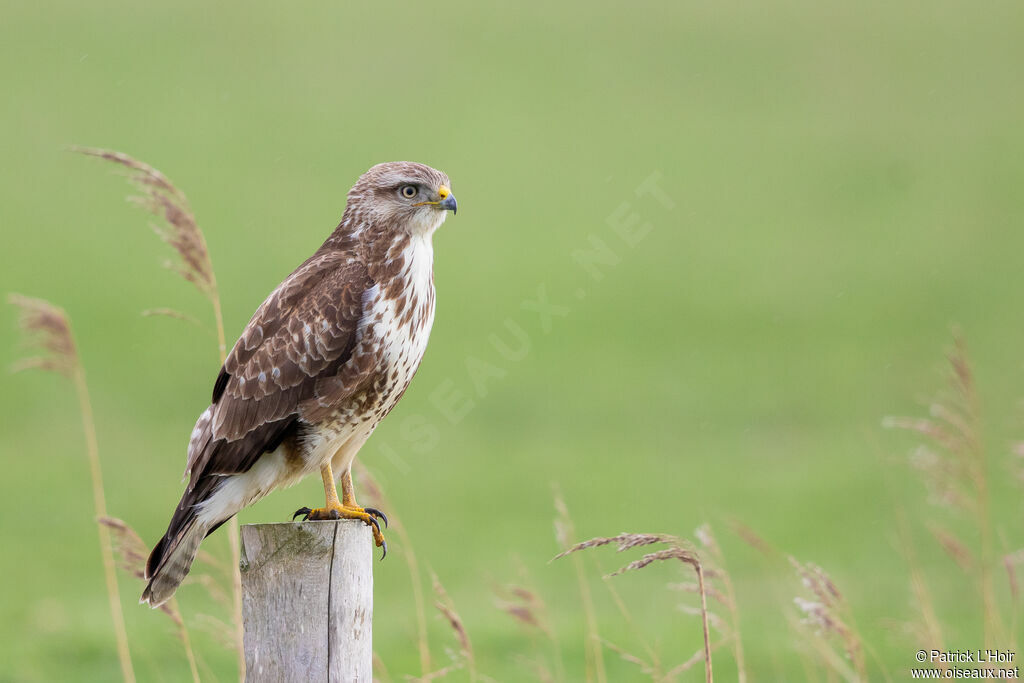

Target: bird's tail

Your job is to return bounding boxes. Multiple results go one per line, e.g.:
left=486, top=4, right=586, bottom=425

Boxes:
left=141, top=474, right=230, bottom=608
left=141, top=516, right=210, bottom=608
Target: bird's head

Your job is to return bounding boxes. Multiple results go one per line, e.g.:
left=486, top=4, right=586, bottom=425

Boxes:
left=348, top=161, right=457, bottom=236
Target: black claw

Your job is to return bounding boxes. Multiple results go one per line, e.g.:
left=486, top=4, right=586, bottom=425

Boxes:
left=328, top=508, right=340, bottom=520
left=365, top=516, right=387, bottom=560
left=364, top=507, right=389, bottom=528
left=292, top=507, right=312, bottom=521
left=366, top=515, right=382, bottom=536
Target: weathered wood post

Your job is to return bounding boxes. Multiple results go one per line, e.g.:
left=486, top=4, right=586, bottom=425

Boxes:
left=240, top=520, right=373, bottom=682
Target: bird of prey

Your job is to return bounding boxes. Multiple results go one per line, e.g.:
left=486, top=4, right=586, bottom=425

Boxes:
left=141, top=162, right=457, bottom=607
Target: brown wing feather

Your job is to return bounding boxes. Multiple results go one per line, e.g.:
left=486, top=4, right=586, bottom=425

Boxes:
left=184, top=252, right=374, bottom=490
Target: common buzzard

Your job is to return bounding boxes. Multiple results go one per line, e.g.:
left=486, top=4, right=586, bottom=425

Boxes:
left=142, top=162, right=456, bottom=607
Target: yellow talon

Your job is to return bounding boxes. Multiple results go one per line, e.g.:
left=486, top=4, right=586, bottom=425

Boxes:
left=292, top=464, right=388, bottom=556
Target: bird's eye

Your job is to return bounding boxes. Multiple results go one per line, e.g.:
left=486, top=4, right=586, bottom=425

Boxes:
left=400, top=185, right=418, bottom=199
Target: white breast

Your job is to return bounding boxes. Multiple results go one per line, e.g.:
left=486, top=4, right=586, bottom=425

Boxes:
left=366, top=233, right=436, bottom=379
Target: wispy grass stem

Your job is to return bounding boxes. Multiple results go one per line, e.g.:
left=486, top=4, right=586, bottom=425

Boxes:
left=9, top=295, right=136, bottom=683
left=78, top=147, right=244, bottom=680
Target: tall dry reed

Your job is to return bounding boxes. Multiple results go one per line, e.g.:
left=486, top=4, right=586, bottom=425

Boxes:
left=9, top=294, right=136, bottom=683
left=425, top=572, right=477, bottom=682
left=691, top=524, right=746, bottom=683
left=354, top=463, right=434, bottom=677
left=555, top=533, right=714, bottom=683
left=727, top=520, right=874, bottom=681
left=77, top=147, right=243, bottom=679
left=493, top=565, right=564, bottom=681
left=553, top=488, right=606, bottom=683
left=789, top=557, right=867, bottom=682
left=884, top=334, right=1006, bottom=645
left=100, top=517, right=200, bottom=682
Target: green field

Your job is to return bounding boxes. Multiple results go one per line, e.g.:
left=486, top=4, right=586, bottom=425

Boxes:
left=3, top=1, right=1024, bottom=680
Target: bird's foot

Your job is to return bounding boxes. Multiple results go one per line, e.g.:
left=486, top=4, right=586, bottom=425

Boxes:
left=292, top=504, right=388, bottom=558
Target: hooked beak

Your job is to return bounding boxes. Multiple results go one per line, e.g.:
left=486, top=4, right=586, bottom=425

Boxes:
left=414, top=184, right=458, bottom=214
left=439, top=193, right=457, bottom=214
left=436, top=184, right=457, bottom=214
left=413, top=184, right=458, bottom=214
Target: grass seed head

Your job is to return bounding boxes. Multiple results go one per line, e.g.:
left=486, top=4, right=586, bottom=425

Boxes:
left=432, top=573, right=474, bottom=665
left=9, top=294, right=79, bottom=377
left=75, top=147, right=216, bottom=298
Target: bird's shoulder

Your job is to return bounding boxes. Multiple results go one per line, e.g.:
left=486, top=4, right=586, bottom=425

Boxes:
left=226, top=251, right=369, bottom=372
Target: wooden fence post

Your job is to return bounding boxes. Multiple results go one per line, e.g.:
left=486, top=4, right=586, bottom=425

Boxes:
left=240, top=520, right=373, bottom=682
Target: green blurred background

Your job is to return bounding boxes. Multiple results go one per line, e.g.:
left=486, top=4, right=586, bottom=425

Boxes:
left=3, top=1, right=1023, bottom=680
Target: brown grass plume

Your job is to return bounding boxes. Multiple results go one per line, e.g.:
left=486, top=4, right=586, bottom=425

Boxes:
left=9, top=294, right=136, bottom=683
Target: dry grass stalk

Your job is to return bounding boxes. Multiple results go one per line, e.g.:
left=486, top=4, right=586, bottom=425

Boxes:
left=99, top=517, right=150, bottom=582
left=670, top=581, right=729, bottom=606
left=727, top=520, right=850, bottom=680
left=600, top=631, right=715, bottom=683
left=664, top=635, right=736, bottom=682
left=79, top=147, right=243, bottom=677
left=599, top=572, right=663, bottom=677
left=10, top=295, right=136, bottom=683
left=556, top=533, right=713, bottom=683
left=790, top=557, right=866, bottom=682
left=927, top=524, right=974, bottom=573
left=9, top=295, right=77, bottom=376
left=727, top=518, right=783, bottom=560
left=373, top=651, right=394, bottom=683
left=601, top=639, right=657, bottom=677
left=355, top=463, right=433, bottom=677
left=430, top=573, right=476, bottom=682
left=73, top=148, right=217, bottom=301
left=191, top=613, right=239, bottom=652
left=891, top=509, right=947, bottom=671
left=100, top=517, right=200, bottom=682
left=787, top=610, right=860, bottom=683
left=662, top=647, right=718, bottom=681
left=185, top=573, right=232, bottom=611
left=494, top=584, right=554, bottom=638
left=406, top=661, right=464, bottom=683
left=907, top=564, right=948, bottom=674
left=883, top=335, right=1004, bottom=644
left=553, top=490, right=606, bottom=683
left=1004, top=548, right=1024, bottom=602
left=492, top=571, right=565, bottom=682
left=555, top=533, right=678, bottom=558
left=1011, top=442, right=1024, bottom=488
left=598, top=568, right=725, bottom=683
left=141, top=308, right=209, bottom=333
left=1003, top=546, right=1024, bottom=645
left=512, top=655, right=556, bottom=683
left=692, top=524, right=747, bottom=683
left=681, top=605, right=726, bottom=637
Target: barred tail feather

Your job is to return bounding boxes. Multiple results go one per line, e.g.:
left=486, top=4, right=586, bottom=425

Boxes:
left=141, top=518, right=209, bottom=608
left=142, top=472, right=227, bottom=608
left=142, top=422, right=296, bottom=607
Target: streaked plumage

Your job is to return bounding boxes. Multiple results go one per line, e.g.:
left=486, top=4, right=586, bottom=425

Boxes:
left=142, top=162, right=456, bottom=607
